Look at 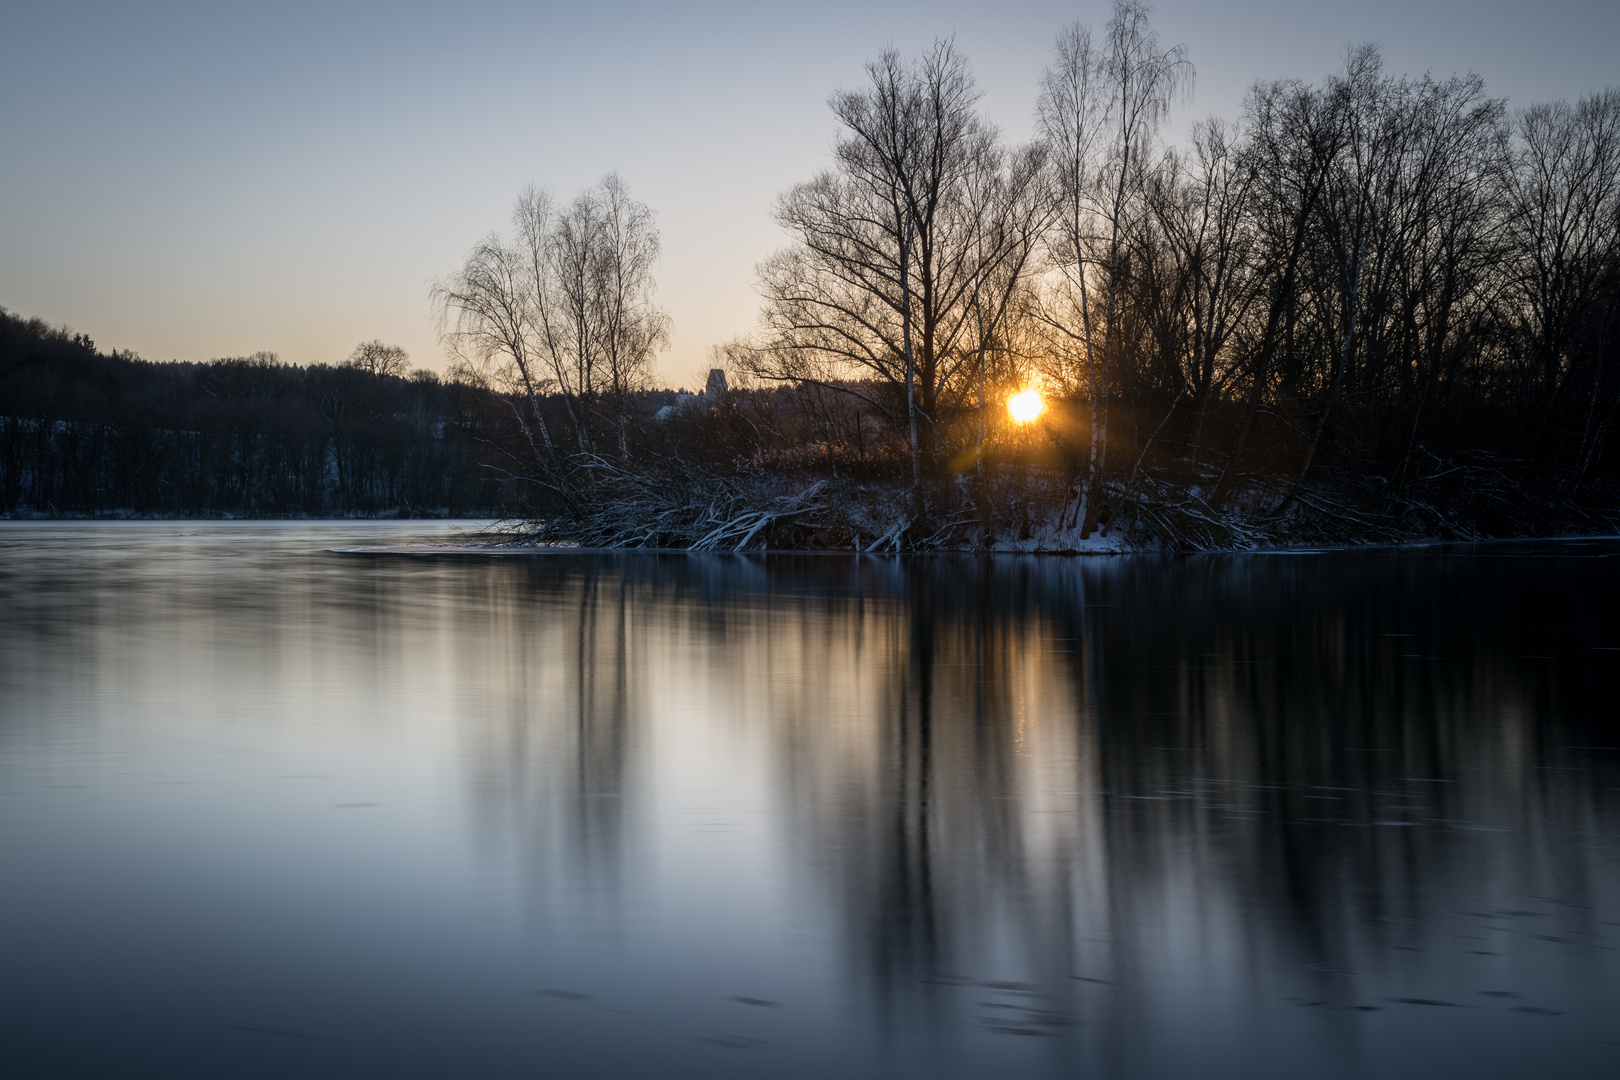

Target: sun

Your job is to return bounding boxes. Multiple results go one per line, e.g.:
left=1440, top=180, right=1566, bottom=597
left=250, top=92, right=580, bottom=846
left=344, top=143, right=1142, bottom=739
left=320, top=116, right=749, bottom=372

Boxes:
left=1008, top=388, right=1045, bottom=424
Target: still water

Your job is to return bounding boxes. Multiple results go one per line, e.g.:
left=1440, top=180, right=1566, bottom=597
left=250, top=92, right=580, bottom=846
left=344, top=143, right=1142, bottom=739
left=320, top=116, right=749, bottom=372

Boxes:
left=0, top=522, right=1616, bottom=1079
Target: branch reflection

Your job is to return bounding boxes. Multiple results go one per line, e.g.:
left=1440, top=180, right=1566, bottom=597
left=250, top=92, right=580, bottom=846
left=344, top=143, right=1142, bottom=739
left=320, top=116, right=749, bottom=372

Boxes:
left=448, top=549, right=1619, bottom=1067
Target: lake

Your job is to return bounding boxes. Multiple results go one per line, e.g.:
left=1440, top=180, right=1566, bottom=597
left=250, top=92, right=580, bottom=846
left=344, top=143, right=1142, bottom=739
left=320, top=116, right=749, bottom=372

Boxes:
left=1, top=522, right=1616, bottom=1079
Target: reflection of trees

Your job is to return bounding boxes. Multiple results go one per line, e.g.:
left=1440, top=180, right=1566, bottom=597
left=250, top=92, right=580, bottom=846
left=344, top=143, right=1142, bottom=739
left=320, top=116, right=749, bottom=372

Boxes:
left=706, top=558, right=1103, bottom=1037
left=705, top=551, right=1616, bottom=1056
left=438, top=548, right=1619, bottom=1062
left=1047, top=552, right=1620, bottom=1066
left=451, top=561, right=639, bottom=927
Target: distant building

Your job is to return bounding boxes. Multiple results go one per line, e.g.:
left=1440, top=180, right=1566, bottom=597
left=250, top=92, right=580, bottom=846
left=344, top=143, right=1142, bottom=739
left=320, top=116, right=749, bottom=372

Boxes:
left=655, top=369, right=728, bottom=422
left=704, top=368, right=727, bottom=399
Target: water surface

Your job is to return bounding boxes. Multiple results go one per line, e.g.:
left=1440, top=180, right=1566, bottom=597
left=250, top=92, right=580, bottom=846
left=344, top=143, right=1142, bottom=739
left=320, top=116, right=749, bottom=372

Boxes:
left=1, top=522, right=1617, bottom=1078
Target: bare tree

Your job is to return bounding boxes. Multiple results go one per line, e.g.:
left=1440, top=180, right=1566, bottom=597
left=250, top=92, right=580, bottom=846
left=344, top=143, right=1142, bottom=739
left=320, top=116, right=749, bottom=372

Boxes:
left=434, top=225, right=557, bottom=464
left=593, top=174, right=672, bottom=456
left=1036, top=0, right=1191, bottom=536
left=345, top=340, right=411, bottom=378
left=1141, top=118, right=1261, bottom=482
left=961, top=136, right=1052, bottom=521
left=526, top=176, right=670, bottom=457
left=1208, top=67, right=1349, bottom=503
left=435, top=174, right=669, bottom=474
left=1035, top=20, right=1106, bottom=524
left=1500, top=88, right=1620, bottom=452
left=748, top=40, right=1044, bottom=532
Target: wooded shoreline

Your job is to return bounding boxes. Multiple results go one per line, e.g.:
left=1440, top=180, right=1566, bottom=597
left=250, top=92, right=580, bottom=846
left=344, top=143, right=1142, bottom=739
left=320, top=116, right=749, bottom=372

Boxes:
left=4, top=307, right=1614, bottom=549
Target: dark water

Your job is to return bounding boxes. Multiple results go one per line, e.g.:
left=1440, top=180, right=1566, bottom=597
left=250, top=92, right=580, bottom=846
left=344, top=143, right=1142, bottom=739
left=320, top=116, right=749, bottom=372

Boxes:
left=1, top=522, right=1617, bottom=1079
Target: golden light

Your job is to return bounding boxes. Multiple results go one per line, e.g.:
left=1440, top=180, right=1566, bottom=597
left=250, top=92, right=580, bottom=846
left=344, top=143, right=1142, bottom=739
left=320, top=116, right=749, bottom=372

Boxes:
left=1008, top=387, right=1045, bottom=424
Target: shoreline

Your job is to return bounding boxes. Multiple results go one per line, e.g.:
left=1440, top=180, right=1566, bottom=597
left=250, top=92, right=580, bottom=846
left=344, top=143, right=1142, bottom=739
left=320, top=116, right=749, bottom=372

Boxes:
left=329, top=531, right=1620, bottom=557
left=5, top=517, right=1614, bottom=556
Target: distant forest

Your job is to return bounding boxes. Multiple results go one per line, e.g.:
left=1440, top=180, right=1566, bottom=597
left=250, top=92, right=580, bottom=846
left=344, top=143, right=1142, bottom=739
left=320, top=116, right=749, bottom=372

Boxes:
left=6, top=0, right=1619, bottom=546
left=0, top=310, right=517, bottom=518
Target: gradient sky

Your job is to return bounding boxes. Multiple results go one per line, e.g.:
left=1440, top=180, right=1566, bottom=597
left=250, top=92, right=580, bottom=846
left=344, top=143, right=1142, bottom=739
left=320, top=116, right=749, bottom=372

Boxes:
left=2, top=0, right=1615, bottom=388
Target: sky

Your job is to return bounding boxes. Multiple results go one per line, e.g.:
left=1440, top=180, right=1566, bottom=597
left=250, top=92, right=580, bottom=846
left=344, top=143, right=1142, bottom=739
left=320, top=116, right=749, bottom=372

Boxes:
left=2, top=0, right=1616, bottom=388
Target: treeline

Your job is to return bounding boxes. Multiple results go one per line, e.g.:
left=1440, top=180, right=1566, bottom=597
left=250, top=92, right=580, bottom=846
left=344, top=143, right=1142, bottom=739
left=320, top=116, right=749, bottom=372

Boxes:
left=0, top=309, right=521, bottom=517
left=443, top=1, right=1618, bottom=549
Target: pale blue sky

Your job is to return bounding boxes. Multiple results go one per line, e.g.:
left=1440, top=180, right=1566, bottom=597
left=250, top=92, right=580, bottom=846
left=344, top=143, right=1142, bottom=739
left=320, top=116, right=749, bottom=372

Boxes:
left=2, top=0, right=1614, bottom=386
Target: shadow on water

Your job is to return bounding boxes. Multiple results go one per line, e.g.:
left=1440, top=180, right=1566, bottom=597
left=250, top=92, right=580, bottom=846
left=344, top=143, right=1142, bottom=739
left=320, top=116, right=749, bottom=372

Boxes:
left=0, top=524, right=1616, bottom=1079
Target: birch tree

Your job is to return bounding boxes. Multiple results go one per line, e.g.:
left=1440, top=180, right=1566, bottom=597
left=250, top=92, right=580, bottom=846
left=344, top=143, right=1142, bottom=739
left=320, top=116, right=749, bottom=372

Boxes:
left=1036, top=0, right=1191, bottom=536
left=436, top=174, right=669, bottom=470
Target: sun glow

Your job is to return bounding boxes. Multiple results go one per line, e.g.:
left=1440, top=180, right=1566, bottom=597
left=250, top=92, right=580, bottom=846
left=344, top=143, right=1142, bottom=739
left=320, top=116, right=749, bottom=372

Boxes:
left=1008, top=388, right=1045, bottom=424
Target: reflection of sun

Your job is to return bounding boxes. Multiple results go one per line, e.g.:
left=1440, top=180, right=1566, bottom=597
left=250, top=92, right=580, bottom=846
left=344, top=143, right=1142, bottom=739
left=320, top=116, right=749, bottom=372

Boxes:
left=1008, top=388, right=1045, bottom=424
